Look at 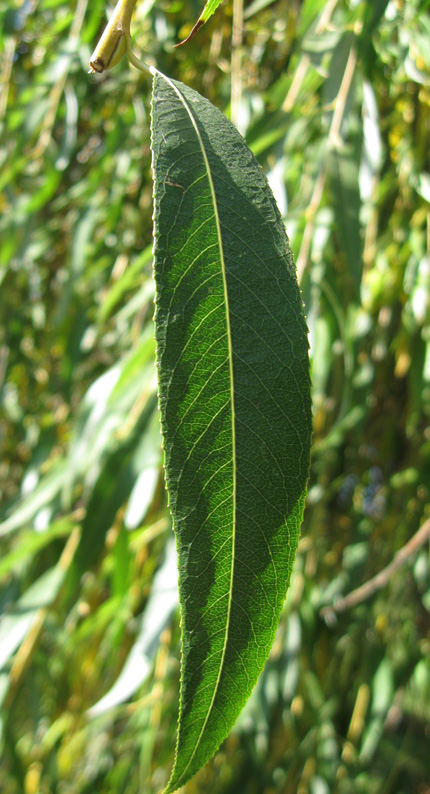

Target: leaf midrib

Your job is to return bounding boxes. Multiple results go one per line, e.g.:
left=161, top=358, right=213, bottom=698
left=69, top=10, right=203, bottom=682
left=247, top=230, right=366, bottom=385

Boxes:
left=154, top=70, right=237, bottom=787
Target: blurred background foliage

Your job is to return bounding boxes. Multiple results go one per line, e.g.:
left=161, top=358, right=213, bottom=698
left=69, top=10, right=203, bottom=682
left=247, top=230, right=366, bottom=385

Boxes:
left=1, top=0, right=430, bottom=791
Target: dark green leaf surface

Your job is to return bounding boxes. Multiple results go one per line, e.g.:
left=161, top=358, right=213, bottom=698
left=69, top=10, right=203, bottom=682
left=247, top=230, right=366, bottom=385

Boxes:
left=151, top=70, right=311, bottom=791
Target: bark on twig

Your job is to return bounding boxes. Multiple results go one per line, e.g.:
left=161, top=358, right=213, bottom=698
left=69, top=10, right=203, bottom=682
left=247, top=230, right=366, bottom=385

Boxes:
left=320, top=517, right=430, bottom=619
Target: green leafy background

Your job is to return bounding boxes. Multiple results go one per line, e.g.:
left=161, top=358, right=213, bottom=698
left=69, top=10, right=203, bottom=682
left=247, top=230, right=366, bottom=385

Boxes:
left=1, top=0, right=430, bottom=793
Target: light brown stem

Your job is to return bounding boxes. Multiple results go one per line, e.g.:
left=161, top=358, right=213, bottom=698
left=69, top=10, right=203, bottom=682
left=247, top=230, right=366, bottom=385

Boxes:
left=283, top=0, right=339, bottom=112
left=231, top=0, right=243, bottom=129
left=296, top=165, right=326, bottom=282
left=297, top=41, right=357, bottom=282
left=320, top=517, right=430, bottom=618
left=0, top=37, right=15, bottom=121
left=329, top=45, right=357, bottom=147
left=33, top=0, right=88, bottom=155
left=5, top=528, right=81, bottom=707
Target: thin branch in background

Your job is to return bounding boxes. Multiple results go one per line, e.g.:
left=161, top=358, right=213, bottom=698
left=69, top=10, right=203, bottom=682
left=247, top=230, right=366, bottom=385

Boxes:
left=427, top=211, right=430, bottom=255
left=0, top=345, right=9, bottom=393
left=362, top=186, right=379, bottom=267
left=143, top=627, right=172, bottom=787
left=329, top=45, right=357, bottom=147
left=0, top=0, right=39, bottom=120
left=320, top=517, right=430, bottom=619
left=33, top=0, right=88, bottom=155
left=203, top=28, right=223, bottom=91
left=296, top=165, right=326, bottom=282
left=5, top=527, right=81, bottom=707
left=297, top=42, right=357, bottom=282
left=282, top=0, right=339, bottom=112
left=0, top=38, right=15, bottom=121
left=231, top=0, right=243, bottom=130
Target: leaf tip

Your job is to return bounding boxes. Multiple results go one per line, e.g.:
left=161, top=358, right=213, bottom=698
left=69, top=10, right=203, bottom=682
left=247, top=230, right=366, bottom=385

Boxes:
left=174, top=18, right=204, bottom=47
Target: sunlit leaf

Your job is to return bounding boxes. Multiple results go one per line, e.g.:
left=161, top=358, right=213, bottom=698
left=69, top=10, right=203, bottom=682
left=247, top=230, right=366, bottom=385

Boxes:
left=0, top=462, right=69, bottom=537
left=73, top=395, right=158, bottom=572
left=0, top=567, right=65, bottom=670
left=0, top=519, right=75, bottom=580
left=87, top=540, right=178, bottom=717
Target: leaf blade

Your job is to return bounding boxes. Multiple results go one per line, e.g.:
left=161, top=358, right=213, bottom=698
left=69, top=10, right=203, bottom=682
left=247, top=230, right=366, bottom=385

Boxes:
left=151, top=71, right=311, bottom=791
left=175, top=0, right=223, bottom=46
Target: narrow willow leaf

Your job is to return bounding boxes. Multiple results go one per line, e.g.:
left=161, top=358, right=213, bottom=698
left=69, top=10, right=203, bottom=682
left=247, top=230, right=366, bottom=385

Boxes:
left=176, top=0, right=223, bottom=46
left=0, top=462, right=68, bottom=537
left=151, top=70, right=311, bottom=792
left=0, top=566, right=65, bottom=670
left=87, top=541, right=177, bottom=717
left=329, top=142, right=362, bottom=298
left=73, top=395, right=157, bottom=572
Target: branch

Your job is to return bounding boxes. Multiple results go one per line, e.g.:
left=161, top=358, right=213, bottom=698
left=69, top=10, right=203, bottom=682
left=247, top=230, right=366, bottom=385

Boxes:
left=320, top=517, right=430, bottom=619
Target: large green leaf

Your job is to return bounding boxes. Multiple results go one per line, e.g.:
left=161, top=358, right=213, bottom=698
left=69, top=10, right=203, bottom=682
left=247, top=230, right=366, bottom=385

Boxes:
left=151, top=70, right=311, bottom=791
